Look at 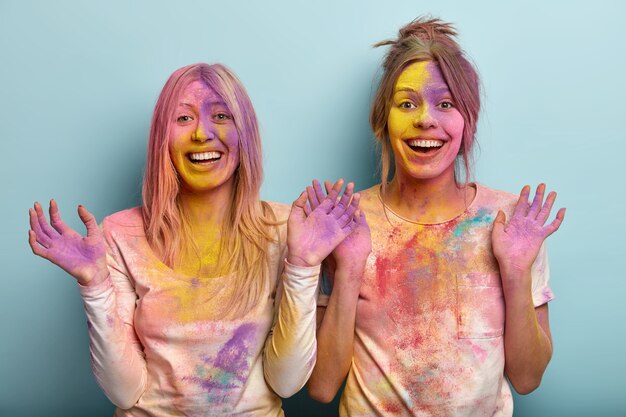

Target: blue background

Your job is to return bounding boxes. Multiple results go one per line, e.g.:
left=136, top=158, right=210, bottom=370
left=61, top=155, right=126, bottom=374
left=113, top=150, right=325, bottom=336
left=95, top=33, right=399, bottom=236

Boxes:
left=1, top=1, right=624, bottom=416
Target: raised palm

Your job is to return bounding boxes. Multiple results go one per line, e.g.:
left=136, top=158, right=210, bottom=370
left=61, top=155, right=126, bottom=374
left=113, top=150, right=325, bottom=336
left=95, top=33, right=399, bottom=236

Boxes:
left=287, top=179, right=361, bottom=268
left=492, top=184, right=565, bottom=275
left=306, top=180, right=371, bottom=270
left=28, top=200, right=108, bottom=286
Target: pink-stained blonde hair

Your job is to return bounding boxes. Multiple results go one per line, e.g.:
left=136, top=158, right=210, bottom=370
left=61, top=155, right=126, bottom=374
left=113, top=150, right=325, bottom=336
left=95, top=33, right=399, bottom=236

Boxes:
left=370, top=17, right=481, bottom=191
left=142, top=63, right=277, bottom=316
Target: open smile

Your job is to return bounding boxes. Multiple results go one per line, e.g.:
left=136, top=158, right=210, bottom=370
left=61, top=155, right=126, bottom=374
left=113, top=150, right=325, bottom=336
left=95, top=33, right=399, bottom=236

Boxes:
left=405, top=138, right=445, bottom=155
left=187, top=151, right=223, bottom=164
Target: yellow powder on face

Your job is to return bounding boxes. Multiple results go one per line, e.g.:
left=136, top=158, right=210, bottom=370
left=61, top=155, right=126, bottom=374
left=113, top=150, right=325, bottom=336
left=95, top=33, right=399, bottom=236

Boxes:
left=395, top=61, right=432, bottom=93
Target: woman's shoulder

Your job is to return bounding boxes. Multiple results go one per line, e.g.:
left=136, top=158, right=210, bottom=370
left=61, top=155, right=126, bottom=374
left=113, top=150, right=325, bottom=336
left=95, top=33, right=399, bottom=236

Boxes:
left=102, top=207, right=144, bottom=233
left=357, top=184, right=384, bottom=211
left=263, top=201, right=291, bottom=222
left=474, top=183, right=520, bottom=214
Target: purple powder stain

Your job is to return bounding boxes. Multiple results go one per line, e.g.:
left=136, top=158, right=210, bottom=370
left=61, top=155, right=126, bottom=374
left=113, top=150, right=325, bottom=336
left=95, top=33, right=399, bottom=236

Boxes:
left=185, top=323, right=258, bottom=402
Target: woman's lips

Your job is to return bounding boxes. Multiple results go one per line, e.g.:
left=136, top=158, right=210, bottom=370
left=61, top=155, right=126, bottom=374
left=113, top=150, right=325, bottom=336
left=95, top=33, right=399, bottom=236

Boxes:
left=406, top=138, right=445, bottom=154
left=187, top=151, right=222, bottom=164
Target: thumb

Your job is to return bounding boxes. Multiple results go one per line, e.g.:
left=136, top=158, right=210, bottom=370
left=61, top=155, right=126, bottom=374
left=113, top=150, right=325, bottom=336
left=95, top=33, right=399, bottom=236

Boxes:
left=492, top=210, right=506, bottom=231
left=78, top=205, right=100, bottom=237
left=290, top=191, right=308, bottom=221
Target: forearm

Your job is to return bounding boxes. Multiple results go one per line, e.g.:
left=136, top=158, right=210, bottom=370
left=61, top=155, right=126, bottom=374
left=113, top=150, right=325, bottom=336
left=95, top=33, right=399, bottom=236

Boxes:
left=502, top=268, right=552, bottom=394
left=308, top=263, right=362, bottom=403
left=79, top=276, right=147, bottom=409
left=263, top=260, right=320, bottom=398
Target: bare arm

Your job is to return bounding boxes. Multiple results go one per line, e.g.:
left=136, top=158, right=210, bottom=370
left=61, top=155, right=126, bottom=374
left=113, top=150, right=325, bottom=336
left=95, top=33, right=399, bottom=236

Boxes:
left=305, top=180, right=372, bottom=403
left=492, top=184, right=564, bottom=394
left=501, top=270, right=552, bottom=394
left=308, top=257, right=365, bottom=403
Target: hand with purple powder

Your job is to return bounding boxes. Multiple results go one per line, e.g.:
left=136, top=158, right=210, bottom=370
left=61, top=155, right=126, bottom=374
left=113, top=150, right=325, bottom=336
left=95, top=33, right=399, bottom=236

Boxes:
left=309, top=179, right=371, bottom=279
left=28, top=199, right=109, bottom=287
left=492, top=183, right=566, bottom=282
left=287, top=179, right=361, bottom=268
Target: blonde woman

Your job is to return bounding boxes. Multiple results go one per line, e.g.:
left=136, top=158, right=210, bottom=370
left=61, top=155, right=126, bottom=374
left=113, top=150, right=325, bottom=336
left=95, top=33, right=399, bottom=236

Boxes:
left=28, top=63, right=362, bottom=416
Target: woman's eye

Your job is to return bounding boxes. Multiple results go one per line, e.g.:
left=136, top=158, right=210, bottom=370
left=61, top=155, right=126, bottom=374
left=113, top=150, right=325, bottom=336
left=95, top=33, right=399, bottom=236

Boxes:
left=177, top=115, right=193, bottom=123
left=439, top=101, right=454, bottom=109
left=399, top=102, right=415, bottom=109
left=214, top=113, right=231, bottom=121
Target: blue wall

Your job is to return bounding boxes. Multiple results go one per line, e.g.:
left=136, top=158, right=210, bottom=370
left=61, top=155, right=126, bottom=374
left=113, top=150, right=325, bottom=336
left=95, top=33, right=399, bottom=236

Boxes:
left=1, top=1, right=624, bottom=415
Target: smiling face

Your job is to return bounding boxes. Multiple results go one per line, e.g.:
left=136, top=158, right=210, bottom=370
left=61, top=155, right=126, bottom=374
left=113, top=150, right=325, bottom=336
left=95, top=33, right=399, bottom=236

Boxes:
left=387, top=61, right=465, bottom=182
left=169, top=80, right=240, bottom=195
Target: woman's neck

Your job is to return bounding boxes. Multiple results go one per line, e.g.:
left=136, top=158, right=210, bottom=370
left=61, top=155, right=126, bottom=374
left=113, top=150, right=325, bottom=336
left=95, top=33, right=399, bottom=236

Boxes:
left=175, top=183, right=234, bottom=277
left=383, top=167, right=475, bottom=223
left=178, top=185, right=233, bottom=228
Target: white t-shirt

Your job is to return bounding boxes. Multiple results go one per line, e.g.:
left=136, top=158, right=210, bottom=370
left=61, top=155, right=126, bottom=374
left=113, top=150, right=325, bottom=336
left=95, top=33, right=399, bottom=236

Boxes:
left=320, top=184, right=554, bottom=417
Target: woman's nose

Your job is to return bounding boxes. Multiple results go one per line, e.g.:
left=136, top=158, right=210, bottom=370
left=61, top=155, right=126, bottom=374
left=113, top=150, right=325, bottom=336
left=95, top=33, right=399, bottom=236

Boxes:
left=191, top=119, right=216, bottom=142
left=412, top=106, right=438, bottom=129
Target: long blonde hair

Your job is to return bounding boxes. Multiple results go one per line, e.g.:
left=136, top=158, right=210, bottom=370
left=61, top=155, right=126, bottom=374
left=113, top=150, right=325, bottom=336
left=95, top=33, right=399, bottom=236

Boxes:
left=142, top=63, right=278, bottom=316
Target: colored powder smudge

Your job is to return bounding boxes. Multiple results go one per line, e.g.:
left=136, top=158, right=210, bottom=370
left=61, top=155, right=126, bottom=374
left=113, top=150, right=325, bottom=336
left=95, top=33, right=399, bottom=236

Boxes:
left=452, top=209, right=494, bottom=238
left=185, top=323, right=257, bottom=403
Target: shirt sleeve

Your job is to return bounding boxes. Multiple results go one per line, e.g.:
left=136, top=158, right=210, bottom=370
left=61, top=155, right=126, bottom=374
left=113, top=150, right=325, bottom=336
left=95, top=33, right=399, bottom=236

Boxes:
left=530, top=242, right=555, bottom=307
left=263, top=259, right=321, bottom=398
left=77, top=220, right=147, bottom=409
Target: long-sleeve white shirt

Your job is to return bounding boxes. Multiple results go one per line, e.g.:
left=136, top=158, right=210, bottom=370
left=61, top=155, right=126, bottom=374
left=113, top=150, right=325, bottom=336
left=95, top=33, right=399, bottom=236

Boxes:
left=79, top=203, right=319, bottom=416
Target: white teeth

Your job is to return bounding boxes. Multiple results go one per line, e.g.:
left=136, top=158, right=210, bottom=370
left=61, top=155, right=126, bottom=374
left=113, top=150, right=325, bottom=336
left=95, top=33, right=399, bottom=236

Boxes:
left=189, top=152, right=221, bottom=161
left=408, top=139, right=444, bottom=148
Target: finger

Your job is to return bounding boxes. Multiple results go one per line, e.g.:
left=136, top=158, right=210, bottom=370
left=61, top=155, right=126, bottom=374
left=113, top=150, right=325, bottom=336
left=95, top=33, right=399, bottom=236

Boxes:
left=29, top=208, right=51, bottom=247
left=512, top=185, right=531, bottom=217
left=34, top=201, right=56, bottom=238
left=543, top=207, right=566, bottom=237
left=492, top=210, right=506, bottom=234
left=331, top=182, right=355, bottom=217
left=527, top=183, right=545, bottom=218
left=292, top=191, right=308, bottom=209
left=312, top=180, right=326, bottom=204
left=49, top=199, right=71, bottom=235
left=304, top=202, right=312, bottom=216
left=357, top=209, right=368, bottom=227
left=341, top=211, right=360, bottom=234
left=319, top=179, right=345, bottom=214
left=335, top=192, right=360, bottom=225
left=28, top=229, right=49, bottom=258
left=290, top=191, right=308, bottom=222
left=77, top=205, right=101, bottom=238
left=326, top=179, right=344, bottom=202
left=323, top=180, right=333, bottom=195
left=306, top=185, right=320, bottom=210
left=536, top=191, right=557, bottom=225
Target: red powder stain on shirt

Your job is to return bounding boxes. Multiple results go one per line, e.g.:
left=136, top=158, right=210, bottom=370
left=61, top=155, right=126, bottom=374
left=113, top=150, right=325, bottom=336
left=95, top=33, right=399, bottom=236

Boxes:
left=382, top=401, right=402, bottom=413
left=375, top=255, right=395, bottom=297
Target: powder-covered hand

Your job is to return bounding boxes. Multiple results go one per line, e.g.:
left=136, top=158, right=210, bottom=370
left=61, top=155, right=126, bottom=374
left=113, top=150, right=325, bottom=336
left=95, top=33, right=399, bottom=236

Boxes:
left=287, top=179, right=361, bottom=268
left=311, top=180, right=371, bottom=273
left=28, top=200, right=109, bottom=287
left=492, top=184, right=565, bottom=279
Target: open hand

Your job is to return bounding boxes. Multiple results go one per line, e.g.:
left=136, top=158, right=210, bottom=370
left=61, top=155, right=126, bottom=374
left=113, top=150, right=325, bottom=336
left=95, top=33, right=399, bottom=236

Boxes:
left=287, top=179, right=360, bottom=267
left=28, top=200, right=108, bottom=286
left=492, top=184, right=565, bottom=277
left=310, top=180, right=371, bottom=272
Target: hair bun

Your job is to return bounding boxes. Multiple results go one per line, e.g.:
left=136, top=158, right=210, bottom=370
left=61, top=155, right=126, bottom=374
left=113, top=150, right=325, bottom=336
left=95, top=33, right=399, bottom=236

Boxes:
left=398, top=16, right=458, bottom=42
